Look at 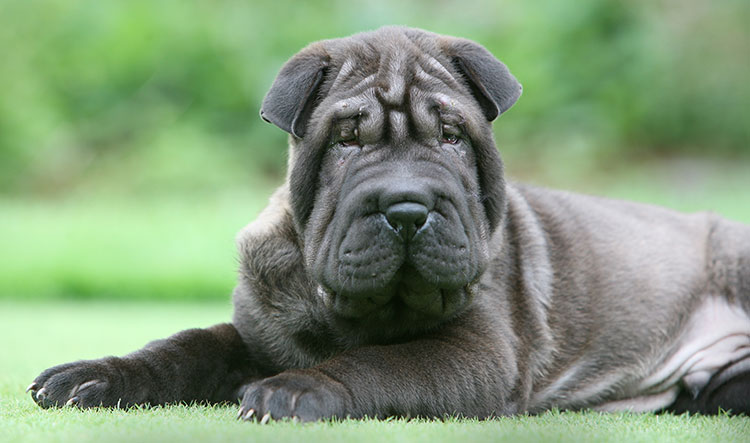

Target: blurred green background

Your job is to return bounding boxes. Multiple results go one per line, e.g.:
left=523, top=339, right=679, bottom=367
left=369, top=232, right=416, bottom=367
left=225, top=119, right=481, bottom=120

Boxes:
left=1, top=0, right=748, bottom=302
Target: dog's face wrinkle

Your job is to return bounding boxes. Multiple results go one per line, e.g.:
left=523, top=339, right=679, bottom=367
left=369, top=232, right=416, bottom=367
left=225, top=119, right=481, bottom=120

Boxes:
left=320, top=50, right=473, bottom=140
left=328, top=155, right=473, bottom=242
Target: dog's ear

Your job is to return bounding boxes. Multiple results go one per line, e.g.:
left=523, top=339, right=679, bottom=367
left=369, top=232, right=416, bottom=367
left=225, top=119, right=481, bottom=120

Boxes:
left=260, top=44, right=329, bottom=138
left=442, top=38, right=522, bottom=121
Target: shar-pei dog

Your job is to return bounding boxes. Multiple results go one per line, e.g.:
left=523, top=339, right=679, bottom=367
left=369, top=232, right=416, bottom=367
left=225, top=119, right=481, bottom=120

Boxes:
left=30, top=26, right=750, bottom=421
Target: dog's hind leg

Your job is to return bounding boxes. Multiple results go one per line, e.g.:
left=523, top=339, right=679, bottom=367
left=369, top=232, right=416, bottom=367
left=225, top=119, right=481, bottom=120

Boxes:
left=666, top=355, right=750, bottom=415
left=665, top=217, right=750, bottom=415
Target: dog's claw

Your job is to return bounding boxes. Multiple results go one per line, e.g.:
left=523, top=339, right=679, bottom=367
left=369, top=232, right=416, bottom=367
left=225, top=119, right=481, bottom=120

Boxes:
left=35, top=387, right=47, bottom=400
left=65, top=396, right=79, bottom=407
left=241, top=408, right=256, bottom=421
left=26, top=383, right=38, bottom=393
left=260, top=412, right=271, bottom=425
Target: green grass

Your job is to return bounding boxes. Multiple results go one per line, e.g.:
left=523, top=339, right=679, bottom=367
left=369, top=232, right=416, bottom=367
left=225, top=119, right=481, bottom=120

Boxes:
left=1, top=301, right=748, bottom=443
left=0, top=188, right=272, bottom=301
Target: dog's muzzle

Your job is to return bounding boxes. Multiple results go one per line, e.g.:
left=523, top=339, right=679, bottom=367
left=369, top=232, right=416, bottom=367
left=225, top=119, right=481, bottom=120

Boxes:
left=318, top=177, right=479, bottom=319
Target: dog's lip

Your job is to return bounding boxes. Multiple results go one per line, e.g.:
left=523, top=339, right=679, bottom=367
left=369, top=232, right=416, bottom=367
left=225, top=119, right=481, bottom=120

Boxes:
left=317, top=278, right=477, bottom=320
left=318, top=284, right=392, bottom=307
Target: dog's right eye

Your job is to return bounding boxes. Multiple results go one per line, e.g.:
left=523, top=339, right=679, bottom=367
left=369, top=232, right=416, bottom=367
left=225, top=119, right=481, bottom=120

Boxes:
left=334, top=127, right=359, bottom=148
left=441, top=134, right=460, bottom=145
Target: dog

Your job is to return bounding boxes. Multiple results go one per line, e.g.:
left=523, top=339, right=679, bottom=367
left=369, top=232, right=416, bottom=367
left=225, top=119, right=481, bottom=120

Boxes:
left=29, top=26, right=750, bottom=421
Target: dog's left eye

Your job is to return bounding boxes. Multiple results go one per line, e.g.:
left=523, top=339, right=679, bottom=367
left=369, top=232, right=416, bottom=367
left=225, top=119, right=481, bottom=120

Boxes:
left=441, top=124, right=462, bottom=145
left=441, top=134, right=460, bottom=145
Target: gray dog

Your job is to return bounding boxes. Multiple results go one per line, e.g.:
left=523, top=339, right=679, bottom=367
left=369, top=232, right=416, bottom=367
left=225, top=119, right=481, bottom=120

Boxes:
left=29, top=27, right=750, bottom=421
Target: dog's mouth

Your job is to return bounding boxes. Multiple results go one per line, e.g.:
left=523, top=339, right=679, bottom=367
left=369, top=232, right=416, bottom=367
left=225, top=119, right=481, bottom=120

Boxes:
left=316, top=265, right=478, bottom=321
left=313, top=205, right=483, bottom=323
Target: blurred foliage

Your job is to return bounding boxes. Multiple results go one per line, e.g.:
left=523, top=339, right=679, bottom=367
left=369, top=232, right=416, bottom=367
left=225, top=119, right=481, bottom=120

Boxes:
left=0, top=0, right=748, bottom=195
left=1, top=0, right=748, bottom=301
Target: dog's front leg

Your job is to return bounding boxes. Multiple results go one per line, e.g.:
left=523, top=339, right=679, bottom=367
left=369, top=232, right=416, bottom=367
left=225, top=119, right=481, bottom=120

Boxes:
left=29, top=323, right=262, bottom=408
left=238, top=320, right=517, bottom=422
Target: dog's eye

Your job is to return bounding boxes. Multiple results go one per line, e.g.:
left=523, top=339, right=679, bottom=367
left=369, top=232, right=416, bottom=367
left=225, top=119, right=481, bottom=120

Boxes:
left=441, top=124, right=461, bottom=145
left=334, top=127, right=359, bottom=148
left=441, top=134, right=460, bottom=145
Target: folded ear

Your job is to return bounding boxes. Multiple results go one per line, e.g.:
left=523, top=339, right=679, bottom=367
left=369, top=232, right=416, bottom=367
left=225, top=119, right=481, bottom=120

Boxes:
left=442, top=38, right=522, bottom=121
left=260, top=45, right=329, bottom=138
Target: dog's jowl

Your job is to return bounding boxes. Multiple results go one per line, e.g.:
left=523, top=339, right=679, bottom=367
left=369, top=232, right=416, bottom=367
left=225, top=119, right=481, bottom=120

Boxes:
left=29, top=27, right=750, bottom=421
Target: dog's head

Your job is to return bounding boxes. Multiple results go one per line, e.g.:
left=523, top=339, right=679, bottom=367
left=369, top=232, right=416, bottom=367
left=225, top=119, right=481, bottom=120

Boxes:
left=261, top=27, right=521, bottom=327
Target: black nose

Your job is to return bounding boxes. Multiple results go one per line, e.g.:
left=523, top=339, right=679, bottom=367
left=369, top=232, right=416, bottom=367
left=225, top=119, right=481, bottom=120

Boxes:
left=385, top=202, right=429, bottom=240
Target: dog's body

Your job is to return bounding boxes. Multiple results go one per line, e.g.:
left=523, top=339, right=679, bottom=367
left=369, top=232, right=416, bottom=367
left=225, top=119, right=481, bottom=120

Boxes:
left=30, top=27, right=750, bottom=420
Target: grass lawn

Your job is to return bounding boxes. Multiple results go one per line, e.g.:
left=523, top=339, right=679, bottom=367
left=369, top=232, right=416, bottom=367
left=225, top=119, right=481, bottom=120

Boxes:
left=0, top=189, right=272, bottom=302
left=1, top=301, right=748, bottom=443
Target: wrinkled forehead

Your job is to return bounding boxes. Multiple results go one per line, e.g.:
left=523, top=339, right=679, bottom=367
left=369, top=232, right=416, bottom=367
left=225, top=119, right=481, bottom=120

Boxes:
left=330, top=47, right=461, bottom=103
left=313, top=46, right=482, bottom=141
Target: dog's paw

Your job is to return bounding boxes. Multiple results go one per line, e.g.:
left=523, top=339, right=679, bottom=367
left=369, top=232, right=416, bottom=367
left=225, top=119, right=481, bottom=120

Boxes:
left=28, top=358, right=129, bottom=409
left=238, top=370, right=351, bottom=423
